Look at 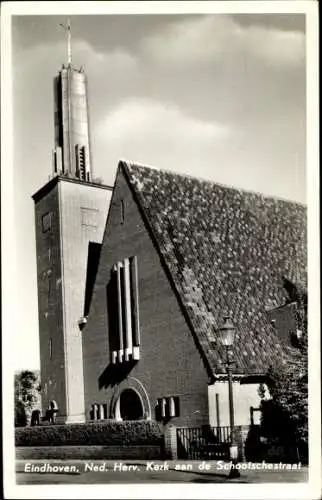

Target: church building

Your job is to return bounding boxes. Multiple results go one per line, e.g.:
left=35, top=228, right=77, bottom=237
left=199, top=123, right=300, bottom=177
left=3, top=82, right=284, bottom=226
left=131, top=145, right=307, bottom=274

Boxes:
left=32, top=25, right=307, bottom=427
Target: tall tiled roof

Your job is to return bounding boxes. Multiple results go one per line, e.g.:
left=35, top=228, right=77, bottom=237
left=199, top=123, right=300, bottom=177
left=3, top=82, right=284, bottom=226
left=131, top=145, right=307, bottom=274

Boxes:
left=121, top=161, right=307, bottom=376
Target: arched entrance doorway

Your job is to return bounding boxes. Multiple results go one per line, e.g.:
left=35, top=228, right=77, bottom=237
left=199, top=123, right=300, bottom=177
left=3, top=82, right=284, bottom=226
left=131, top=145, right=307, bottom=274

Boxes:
left=119, top=389, right=144, bottom=421
left=110, top=377, right=152, bottom=421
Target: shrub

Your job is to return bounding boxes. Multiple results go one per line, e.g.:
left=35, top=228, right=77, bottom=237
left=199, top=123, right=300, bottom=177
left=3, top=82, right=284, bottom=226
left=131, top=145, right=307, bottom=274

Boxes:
left=15, top=400, right=27, bottom=427
left=15, top=370, right=41, bottom=427
left=15, top=420, right=164, bottom=447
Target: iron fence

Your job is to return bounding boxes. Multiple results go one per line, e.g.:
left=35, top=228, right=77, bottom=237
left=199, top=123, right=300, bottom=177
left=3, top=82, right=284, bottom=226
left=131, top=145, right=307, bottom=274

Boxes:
left=176, top=425, right=233, bottom=460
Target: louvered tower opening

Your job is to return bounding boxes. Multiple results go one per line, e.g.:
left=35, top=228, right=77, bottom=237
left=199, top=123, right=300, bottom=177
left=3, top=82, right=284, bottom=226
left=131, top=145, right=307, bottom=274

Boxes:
left=76, top=144, right=86, bottom=180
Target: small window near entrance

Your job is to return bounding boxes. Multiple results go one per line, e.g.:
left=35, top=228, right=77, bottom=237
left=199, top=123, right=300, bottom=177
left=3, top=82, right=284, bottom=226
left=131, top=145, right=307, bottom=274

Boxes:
left=90, top=404, right=99, bottom=420
left=156, top=396, right=180, bottom=420
left=89, top=403, right=110, bottom=420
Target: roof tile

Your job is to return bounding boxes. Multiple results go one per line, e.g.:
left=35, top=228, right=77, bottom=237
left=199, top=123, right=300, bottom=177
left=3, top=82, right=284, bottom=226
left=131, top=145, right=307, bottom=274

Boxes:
left=122, top=162, right=307, bottom=376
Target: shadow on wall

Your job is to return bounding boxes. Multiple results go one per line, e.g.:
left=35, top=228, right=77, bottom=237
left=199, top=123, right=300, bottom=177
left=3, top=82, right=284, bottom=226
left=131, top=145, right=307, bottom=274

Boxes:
left=84, top=242, right=102, bottom=317
left=98, top=360, right=137, bottom=390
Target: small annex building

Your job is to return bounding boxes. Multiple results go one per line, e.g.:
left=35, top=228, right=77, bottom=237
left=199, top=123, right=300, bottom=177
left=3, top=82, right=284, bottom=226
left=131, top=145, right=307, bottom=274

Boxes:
left=81, top=160, right=307, bottom=428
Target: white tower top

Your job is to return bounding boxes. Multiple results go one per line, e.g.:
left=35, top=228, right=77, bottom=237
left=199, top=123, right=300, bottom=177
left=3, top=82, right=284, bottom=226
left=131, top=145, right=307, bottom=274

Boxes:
left=53, top=17, right=92, bottom=182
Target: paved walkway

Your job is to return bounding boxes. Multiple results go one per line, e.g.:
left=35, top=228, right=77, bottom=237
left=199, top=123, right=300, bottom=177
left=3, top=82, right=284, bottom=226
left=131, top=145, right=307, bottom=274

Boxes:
left=16, top=460, right=308, bottom=484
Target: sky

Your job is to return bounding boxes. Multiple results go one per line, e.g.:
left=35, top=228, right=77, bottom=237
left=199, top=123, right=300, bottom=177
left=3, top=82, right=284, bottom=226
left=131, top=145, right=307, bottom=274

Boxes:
left=11, top=11, right=307, bottom=371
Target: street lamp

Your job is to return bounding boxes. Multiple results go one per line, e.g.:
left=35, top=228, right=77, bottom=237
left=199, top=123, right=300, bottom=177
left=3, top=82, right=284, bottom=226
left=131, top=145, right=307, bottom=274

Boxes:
left=218, top=316, right=240, bottom=479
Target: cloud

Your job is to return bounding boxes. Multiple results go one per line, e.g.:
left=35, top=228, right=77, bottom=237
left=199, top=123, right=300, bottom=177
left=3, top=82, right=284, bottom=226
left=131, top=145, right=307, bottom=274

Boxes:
left=93, top=98, right=231, bottom=179
left=97, top=98, right=230, bottom=141
left=92, top=97, right=305, bottom=204
left=74, top=40, right=138, bottom=73
left=140, top=15, right=305, bottom=68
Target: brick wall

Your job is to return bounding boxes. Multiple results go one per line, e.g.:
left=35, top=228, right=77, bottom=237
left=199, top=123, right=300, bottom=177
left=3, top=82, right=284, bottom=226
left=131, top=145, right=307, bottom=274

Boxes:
left=34, top=182, right=66, bottom=416
left=82, top=168, right=210, bottom=426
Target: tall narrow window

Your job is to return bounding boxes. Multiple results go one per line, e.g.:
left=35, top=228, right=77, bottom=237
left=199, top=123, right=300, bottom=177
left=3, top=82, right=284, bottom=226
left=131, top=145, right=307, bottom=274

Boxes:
left=130, top=256, right=140, bottom=358
left=116, top=261, right=124, bottom=362
left=161, top=398, right=167, bottom=418
left=120, top=264, right=127, bottom=359
left=123, top=258, right=133, bottom=361
left=169, top=397, right=176, bottom=417
left=120, top=200, right=125, bottom=224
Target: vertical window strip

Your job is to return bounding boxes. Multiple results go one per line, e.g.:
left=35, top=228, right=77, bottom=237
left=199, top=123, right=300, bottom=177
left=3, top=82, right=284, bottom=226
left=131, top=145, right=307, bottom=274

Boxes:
left=120, top=265, right=127, bottom=360
left=99, top=404, right=104, bottom=420
left=116, top=262, right=124, bottom=362
left=174, top=397, right=180, bottom=417
left=120, top=200, right=125, bottom=224
left=123, top=258, right=133, bottom=360
left=161, top=398, right=166, bottom=418
left=108, top=270, right=118, bottom=364
left=130, top=256, right=140, bottom=348
left=169, top=397, right=175, bottom=417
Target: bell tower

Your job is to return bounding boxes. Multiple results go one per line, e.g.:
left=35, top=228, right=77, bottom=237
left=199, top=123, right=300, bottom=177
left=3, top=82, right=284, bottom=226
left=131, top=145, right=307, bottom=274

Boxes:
left=32, top=18, right=112, bottom=423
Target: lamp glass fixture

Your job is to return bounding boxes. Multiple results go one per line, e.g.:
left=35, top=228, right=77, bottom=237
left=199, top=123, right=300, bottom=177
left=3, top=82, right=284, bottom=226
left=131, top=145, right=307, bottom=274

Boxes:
left=218, top=316, right=236, bottom=346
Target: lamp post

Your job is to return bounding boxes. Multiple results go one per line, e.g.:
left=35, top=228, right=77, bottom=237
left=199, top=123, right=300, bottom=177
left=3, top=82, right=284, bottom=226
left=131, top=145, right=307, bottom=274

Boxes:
left=218, top=316, right=240, bottom=479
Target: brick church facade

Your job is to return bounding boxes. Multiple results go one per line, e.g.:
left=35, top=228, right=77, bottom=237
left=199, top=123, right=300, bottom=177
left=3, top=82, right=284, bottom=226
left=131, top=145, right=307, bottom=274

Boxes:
left=81, top=161, right=307, bottom=428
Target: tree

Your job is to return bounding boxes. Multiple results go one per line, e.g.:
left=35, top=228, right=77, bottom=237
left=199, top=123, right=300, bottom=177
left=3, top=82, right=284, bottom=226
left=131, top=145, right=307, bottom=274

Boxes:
left=262, top=350, right=308, bottom=443
left=14, top=370, right=41, bottom=427
left=259, top=283, right=308, bottom=460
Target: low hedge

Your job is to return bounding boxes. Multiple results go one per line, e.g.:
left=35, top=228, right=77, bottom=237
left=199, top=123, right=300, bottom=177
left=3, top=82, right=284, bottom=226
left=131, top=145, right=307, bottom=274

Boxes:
left=15, top=420, right=164, bottom=447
